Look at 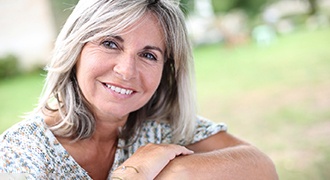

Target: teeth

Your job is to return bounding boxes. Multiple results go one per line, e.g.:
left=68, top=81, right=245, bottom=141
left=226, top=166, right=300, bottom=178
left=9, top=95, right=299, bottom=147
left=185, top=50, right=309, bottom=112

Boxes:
left=105, top=84, right=133, bottom=95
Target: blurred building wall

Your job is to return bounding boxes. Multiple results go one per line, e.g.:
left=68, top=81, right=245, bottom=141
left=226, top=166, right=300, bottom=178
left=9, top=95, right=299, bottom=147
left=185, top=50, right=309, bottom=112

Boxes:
left=0, top=0, right=56, bottom=70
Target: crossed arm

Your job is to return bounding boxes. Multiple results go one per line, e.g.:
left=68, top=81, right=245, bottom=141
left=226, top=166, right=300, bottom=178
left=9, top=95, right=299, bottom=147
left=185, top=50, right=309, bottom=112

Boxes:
left=111, top=132, right=278, bottom=180
left=156, top=132, right=278, bottom=179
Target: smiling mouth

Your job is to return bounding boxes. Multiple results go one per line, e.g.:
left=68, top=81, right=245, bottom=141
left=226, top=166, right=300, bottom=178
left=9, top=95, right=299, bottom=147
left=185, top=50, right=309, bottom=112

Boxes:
left=104, top=83, right=134, bottom=95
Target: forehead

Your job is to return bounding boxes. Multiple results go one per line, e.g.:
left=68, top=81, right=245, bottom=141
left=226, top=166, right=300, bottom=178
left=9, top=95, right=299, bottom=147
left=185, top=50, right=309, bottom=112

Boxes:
left=85, top=10, right=168, bottom=57
left=119, top=12, right=165, bottom=47
left=123, top=12, right=164, bottom=37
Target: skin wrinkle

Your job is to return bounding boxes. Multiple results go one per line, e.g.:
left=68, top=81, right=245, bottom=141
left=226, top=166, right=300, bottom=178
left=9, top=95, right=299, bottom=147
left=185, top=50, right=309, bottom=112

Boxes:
left=0, top=1, right=278, bottom=179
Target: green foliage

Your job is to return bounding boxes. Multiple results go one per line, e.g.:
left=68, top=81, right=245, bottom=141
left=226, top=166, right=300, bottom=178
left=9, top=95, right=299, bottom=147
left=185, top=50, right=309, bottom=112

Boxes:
left=194, top=28, right=330, bottom=180
left=0, top=71, right=44, bottom=132
left=211, top=0, right=238, bottom=13
left=51, top=0, right=195, bottom=26
left=307, top=0, right=318, bottom=15
left=0, top=55, right=20, bottom=79
left=50, top=0, right=79, bottom=30
left=1, top=3, right=330, bottom=178
left=283, top=14, right=309, bottom=25
left=211, top=0, right=276, bottom=17
left=180, top=0, right=194, bottom=15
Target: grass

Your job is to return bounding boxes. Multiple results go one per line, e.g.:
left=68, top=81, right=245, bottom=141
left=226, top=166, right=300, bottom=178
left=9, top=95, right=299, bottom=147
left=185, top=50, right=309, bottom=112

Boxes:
left=0, top=70, right=44, bottom=132
left=1, top=28, right=330, bottom=179
left=194, top=28, right=330, bottom=180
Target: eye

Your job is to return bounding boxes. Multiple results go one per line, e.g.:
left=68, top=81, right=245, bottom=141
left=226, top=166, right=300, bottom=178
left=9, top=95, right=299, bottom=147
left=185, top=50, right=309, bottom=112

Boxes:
left=101, top=40, right=118, bottom=49
left=140, top=52, right=157, bottom=61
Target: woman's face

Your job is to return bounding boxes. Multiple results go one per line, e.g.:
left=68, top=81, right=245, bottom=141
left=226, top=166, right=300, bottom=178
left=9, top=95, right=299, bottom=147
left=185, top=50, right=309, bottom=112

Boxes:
left=76, top=13, right=165, bottom=121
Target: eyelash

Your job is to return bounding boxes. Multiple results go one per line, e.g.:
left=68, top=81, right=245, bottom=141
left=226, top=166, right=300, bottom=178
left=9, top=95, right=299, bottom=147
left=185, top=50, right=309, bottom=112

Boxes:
left=101, top=40, right=118, bottom=49
left=140, top=52, right=157, bottom=61
left=100, top=39, right=158, bottom=61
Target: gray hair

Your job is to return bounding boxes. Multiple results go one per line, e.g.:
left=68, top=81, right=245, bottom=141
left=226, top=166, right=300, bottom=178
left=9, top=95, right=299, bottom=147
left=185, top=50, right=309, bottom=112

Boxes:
left=34, top=0, right=196, bottom=144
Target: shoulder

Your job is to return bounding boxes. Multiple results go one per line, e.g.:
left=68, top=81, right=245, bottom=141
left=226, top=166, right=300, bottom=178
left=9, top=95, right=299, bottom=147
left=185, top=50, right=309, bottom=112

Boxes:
left=0, top=115, right=52, bottom=175
left=138, top=120, right=172, bottom=144
left=173, top=116, right=228, bottom=145
left=118, top=120, right=173, bottom=159
left=119, top=118, right=227, bottom=161
left=0, top=115, right=91, bottom=179
left=1, top=115, right=48, bottom=144
left=193, top=116, right=227, bottom=141
left=135, top=117, right=227, bottom=145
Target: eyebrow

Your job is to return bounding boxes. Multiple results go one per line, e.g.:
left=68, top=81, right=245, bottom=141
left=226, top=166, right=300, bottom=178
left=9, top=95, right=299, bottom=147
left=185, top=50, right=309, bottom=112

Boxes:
left=112, top=35, right=164, bottom=55
left=144, top=45, right=164, bottom=55
left=113, top=35, right=124, bottom=42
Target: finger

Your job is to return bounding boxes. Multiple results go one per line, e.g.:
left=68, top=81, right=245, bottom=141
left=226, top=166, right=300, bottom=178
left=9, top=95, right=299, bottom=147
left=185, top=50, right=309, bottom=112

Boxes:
left=160, top=144, right=194, bottom=160
left=174, top=146, right=194, bottom=156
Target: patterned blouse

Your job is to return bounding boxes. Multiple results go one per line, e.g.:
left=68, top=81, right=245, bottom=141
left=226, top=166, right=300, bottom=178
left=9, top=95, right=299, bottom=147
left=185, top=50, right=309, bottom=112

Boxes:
left=0, top=115, right=227, bottom=179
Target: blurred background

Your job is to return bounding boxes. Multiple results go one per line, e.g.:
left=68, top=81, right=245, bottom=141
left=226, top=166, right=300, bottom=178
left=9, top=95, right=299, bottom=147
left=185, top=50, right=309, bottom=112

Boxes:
left=0, top=0, right=329, bottom=179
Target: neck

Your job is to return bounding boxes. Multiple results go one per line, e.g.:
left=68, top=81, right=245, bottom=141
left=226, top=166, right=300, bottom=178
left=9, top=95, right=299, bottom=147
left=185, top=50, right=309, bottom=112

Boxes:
left=43, top=110, right=128, bottom=143
left=44, top=110, right=126, bottom=179
left=91, top=120, right=123, bottom=143
left=91, top=111, right=128, bottom=142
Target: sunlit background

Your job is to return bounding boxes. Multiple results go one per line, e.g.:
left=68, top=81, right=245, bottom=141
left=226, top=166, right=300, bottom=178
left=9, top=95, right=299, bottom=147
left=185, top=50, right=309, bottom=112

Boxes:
left=0, top=0, right=330, bottom=179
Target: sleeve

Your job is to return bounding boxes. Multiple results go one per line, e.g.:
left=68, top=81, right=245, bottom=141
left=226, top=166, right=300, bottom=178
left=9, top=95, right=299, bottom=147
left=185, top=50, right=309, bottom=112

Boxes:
left=0, top=129, right=49, bottom=179
left=133, top=117, right=227, bottom=147
left=190, top=116, right=227, bottom=144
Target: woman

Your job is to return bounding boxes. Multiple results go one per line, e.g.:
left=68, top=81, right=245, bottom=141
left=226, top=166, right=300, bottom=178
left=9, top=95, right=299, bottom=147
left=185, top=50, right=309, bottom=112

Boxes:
left=0, top=0, right=278, bottom=179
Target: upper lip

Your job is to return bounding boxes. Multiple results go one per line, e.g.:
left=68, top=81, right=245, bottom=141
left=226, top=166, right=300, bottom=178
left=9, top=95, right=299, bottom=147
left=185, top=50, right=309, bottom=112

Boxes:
left=102, top=81, right=136, bottom=92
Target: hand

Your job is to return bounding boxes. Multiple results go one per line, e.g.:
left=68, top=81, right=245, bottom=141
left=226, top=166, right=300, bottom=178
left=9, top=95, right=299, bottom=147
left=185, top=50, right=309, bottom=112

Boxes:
left=111, top=143, right=194, bottom=180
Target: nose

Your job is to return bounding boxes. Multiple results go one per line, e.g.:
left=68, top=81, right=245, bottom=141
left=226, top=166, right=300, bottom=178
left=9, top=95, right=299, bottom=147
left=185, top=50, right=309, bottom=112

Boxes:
left=113, top=54, right=137, bottom=81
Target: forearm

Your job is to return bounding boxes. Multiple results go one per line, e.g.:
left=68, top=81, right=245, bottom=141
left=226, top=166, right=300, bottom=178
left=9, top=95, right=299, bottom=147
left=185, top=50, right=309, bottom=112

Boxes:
left=156, top=144, right=278, bottom=180
left=111, top=144, right=194, bottom=180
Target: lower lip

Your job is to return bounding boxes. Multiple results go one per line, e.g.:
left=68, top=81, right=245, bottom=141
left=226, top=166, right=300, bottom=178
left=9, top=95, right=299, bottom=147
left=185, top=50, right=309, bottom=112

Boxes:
left=102, top=83, right=134, bottom=99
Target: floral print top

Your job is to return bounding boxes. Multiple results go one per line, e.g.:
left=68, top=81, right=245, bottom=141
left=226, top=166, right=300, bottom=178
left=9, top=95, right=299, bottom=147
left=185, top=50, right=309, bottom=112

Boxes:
left=0, top=115, right=227, bottom=179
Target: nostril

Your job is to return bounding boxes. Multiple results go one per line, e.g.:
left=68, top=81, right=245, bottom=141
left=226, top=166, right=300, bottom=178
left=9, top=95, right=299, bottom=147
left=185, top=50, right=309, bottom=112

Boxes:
left=113, top=60, right=137, bottom=81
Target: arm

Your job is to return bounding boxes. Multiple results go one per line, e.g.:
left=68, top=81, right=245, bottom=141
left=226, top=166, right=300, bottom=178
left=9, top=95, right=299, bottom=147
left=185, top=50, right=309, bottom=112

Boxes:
left=155, top=131, right=278, bottom=180
left=111, top=144, right=194, bottom=180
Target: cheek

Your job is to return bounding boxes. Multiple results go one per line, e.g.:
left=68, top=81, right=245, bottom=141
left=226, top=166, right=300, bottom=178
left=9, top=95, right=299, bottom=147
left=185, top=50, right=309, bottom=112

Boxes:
left=75, top=55, right=100, bottom=95
left=147, top=66, right=163, bottom=91
left=76, top=49, right=109, bottom=82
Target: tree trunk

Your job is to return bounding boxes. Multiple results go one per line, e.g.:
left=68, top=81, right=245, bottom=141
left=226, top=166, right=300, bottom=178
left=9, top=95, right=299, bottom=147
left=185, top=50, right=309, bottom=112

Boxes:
left=307, top=0, right=318, bottom=15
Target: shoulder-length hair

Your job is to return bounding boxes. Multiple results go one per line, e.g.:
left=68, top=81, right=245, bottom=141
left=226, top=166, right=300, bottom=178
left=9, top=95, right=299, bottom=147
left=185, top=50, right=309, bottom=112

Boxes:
left=34, top=0, right=196, bottom=144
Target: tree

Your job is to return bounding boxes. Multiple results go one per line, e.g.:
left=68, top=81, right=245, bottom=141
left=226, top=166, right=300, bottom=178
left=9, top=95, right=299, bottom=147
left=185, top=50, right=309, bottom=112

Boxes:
left=180, top=0, right=195, bottom=15
left=307, top=0, right=318, bottom=15
left=211, top=0, right=238, bottom=13
left=211, top=0, right=276, bottom=17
